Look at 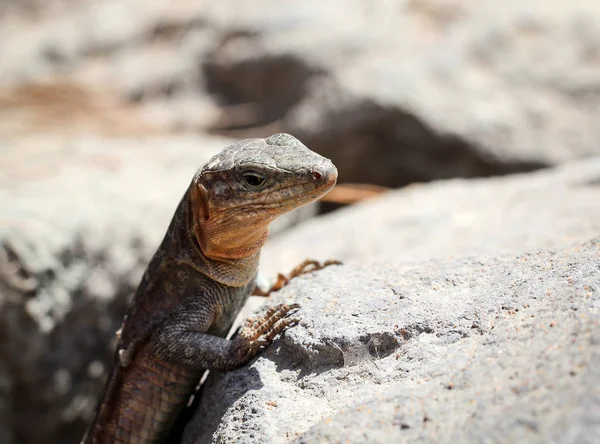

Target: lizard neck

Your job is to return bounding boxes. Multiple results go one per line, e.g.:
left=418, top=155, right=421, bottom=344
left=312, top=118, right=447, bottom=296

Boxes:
left=193, top=213, right=269, bottom=262
left=180, top=188, right=265, bottom=287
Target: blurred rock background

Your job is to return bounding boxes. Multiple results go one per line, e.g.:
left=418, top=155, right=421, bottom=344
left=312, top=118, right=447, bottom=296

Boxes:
left=0, top=1, right=599, bottom=443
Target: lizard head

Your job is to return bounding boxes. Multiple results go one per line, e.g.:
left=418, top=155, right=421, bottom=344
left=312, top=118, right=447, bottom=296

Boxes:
left=190, top=133, right=337, bottom=260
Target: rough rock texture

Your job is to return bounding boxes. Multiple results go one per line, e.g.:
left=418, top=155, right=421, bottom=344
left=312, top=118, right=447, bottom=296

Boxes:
left=3, top=0, right=600, bottom=185
left=185, top=241, right=600, bottom=444
left=185, top=245, right=599, bottom=443
left=0, top=132, right=316, bottom=444
left=184, top=158, right=600, bottom=443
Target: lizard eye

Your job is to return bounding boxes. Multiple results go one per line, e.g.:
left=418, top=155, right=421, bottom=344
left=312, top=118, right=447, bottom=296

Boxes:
left=242, top=172, right=266, bottom=188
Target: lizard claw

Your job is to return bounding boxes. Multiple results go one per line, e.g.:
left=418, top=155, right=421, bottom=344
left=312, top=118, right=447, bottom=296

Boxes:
left=240, top=303, right=300, bottom=341
left=263, top=317, right=300, bottom=343
left=234, top=302, right=301, bottom=365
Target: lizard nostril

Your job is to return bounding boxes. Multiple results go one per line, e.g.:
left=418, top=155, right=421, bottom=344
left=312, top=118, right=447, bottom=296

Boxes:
left=312, top=171, right=322, bottom=180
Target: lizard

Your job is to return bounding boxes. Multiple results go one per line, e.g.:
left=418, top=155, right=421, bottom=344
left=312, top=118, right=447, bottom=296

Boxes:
left=82, top=133, right=338, bottom=443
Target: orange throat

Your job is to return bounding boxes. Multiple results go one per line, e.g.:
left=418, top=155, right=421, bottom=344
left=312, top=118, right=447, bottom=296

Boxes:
left=190, top=182, right=270, bottom=261
left=193, top=219, right=269, bottom=261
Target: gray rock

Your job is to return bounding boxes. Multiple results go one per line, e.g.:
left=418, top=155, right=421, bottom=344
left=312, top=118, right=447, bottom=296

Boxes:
left=184, top=238, right=600, bottom=444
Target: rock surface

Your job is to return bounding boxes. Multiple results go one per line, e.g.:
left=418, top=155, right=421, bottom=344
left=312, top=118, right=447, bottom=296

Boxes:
left=185, top=240, right=599, bottom=444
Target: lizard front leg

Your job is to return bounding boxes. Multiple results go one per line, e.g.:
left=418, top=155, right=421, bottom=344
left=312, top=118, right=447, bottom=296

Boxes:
left=151, top=300, right=299, bottom=370
left=98, top=301, right=299, bottom=444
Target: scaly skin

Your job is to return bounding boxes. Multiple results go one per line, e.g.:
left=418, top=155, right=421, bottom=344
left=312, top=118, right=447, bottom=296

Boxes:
left=82, top=134, right=338, bottom=443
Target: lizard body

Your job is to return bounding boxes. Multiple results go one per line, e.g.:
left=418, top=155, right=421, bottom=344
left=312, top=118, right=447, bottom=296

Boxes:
left=83, top=134, right=337, bottom=443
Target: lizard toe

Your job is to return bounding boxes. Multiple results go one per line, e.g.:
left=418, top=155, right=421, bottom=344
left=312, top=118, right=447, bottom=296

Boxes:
left=263, top=317, right=300, bottom=342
